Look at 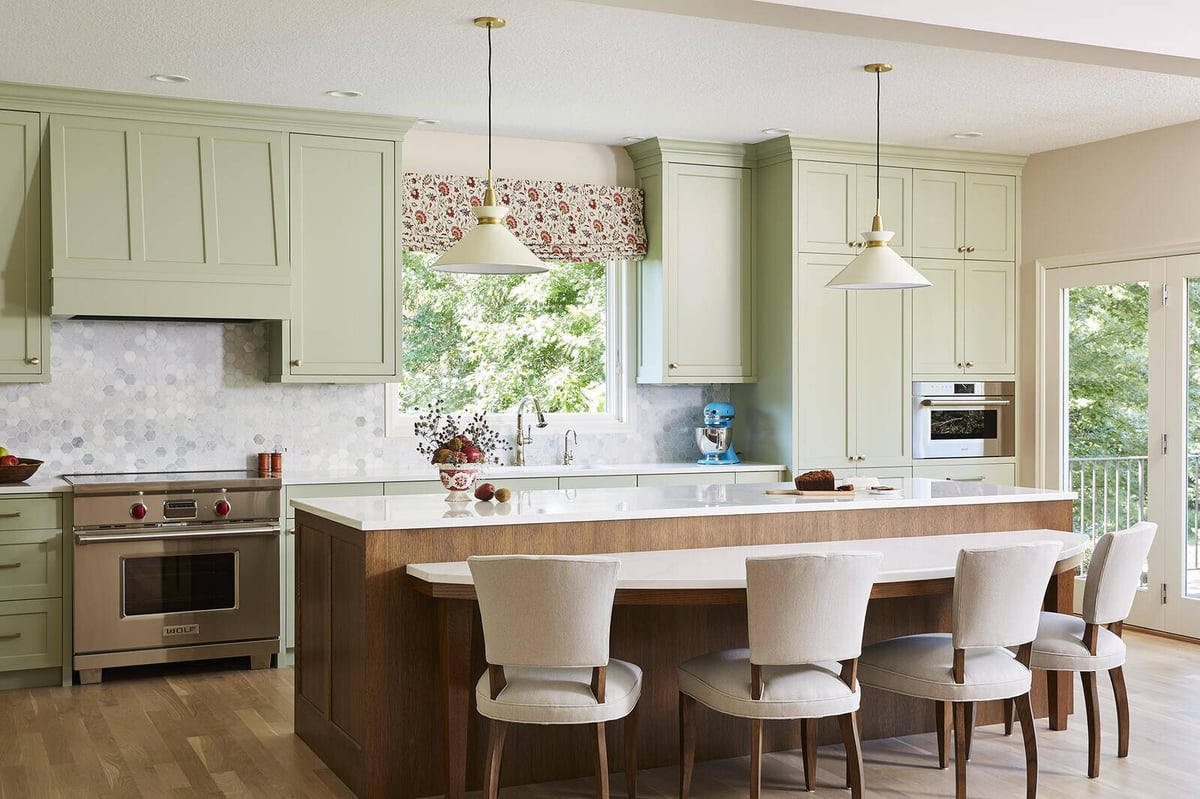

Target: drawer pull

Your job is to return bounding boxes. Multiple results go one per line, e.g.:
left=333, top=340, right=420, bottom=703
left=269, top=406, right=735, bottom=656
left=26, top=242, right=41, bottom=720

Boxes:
left=0, top=512, right=21, bottom=519
left=0, top=633, right=21, bottom=641
left=0, top=562, right=21, bottom=569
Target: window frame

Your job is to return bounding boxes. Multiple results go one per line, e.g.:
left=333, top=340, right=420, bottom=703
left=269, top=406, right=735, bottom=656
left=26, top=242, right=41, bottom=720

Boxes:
left=384, top=259, right=636, bottom=440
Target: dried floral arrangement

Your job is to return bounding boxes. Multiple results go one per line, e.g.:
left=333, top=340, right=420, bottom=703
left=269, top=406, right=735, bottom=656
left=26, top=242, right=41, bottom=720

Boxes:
left=413, top=402, right=510, bottom=465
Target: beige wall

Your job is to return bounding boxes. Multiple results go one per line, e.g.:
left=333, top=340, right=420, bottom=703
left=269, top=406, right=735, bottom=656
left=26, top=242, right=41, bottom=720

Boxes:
left=403, top=129, right=636, bottom=186
left=1019, top=118, right=1200, bottom=484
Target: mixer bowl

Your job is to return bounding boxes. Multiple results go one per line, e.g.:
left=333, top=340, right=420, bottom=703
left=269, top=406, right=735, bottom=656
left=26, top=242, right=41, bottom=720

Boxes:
left=695, top=427, right=733, bottom=463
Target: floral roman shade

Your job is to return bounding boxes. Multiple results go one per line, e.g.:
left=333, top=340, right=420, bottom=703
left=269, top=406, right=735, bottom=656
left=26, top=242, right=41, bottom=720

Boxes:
left=403, top=173, right=647, bottom=263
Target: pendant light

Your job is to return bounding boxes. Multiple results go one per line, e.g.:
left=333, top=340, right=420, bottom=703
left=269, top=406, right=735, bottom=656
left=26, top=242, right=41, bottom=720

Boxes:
left=431, top=17, right=548, bottom=274
left=827, top=64, right=930, bottom=290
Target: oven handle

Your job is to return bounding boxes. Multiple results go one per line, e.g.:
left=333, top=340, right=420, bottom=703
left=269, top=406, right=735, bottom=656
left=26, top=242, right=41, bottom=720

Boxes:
left=920, top=399, right=1012, bottom=407
left=74, top=525, right=281, bottom=545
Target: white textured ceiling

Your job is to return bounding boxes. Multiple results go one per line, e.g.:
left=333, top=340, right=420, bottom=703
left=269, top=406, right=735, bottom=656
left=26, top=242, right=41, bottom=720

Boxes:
left=3, top=0, right=1200, bottom=155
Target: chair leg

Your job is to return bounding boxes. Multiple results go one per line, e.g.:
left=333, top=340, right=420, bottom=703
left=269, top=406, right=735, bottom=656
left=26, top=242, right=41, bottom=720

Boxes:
left=838, top=712, right=864, bottom=799
left=963, top=702, right=975, bottom=761
left=484, top=720, right=508, bottom=799
left=750, top=719, right=763, bottom=799
left=624, top=706, right=638, bottom=799
left=801, top=717, right=817, bottom=791
left=1081, top=670, right=1101, bottom=778
left=591, top=722, right=609, bottom=799
left=1110, top=665, right=1130, bottom=758
left=679, top=693, right=696, bottom=799
left=952, top=702, right=969, bottom=799
left=936, top=701, right=951, bottom=769
left=1014, top=692, right=1038, bottom=799
left=1003, top=697, right=1014, bottom=736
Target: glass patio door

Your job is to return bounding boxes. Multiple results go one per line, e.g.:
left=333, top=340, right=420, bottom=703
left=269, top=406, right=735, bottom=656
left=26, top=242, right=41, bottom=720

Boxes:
left=1045, top=255, right=1200, bottom=636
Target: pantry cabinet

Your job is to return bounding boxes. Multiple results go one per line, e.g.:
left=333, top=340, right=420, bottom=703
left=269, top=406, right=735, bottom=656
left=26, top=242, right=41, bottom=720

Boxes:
left=269, top=134, right=400, bottom=382
left=794, top=161, right=912, bottom=256
left=912, top=170, right=1016, bottom=262
left=48, top=114, right=291, bottom=318
left=628, top=139, right=755, bottom=384
left=0, top=109, right=47, bottom=382
left=912, top=259, right=1016, bottom=375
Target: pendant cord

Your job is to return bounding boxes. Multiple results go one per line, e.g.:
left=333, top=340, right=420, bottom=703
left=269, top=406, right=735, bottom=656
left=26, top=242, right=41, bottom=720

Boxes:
left=875, top=66, right=881, bottom=204
left=487, top=24, right=493, bottom=188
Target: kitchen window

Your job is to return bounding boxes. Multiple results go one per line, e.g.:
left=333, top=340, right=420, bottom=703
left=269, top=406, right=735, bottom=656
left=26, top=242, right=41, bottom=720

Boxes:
left=385, top=252, right=632, bottom=435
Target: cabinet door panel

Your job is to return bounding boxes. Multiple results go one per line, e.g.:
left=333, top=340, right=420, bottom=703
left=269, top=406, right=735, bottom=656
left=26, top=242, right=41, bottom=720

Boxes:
left=796, top=162, right=856, bottom=254
left=857, top=166, right=913, bottom=256
left=288, top=135, right=396, bottom=377
left=965, top=174, right=1016, bottom=261
left=55, top=120, right=133, bottom=262
left=795, top=255, right=852, bottom=467
left=139, top=131, right=206, bottom=264
left=912, top=259, right=962, bottom=374
left=637, top=472, right=735, bottom=487
left=0, top=110, right=46, bottom=381
left=963, top=262, right=1015, bottom=374
left=665, top=163, right=751, bottom=380
left=211, top=134, right=285, bottom=267
left=914, top=462, right=1015, bottom=485
left=852, top=288, right=910, bottom=466
left=913, top=170, right=965, bottom=259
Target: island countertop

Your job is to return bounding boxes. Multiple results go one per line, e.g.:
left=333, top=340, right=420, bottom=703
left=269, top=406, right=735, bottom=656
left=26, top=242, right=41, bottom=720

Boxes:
left=290, top=477, right=1076, bottom=531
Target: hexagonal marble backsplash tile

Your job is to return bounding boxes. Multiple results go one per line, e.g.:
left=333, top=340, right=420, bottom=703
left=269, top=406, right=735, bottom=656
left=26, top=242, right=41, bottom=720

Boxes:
left=1, top=320, right=728, bottom=475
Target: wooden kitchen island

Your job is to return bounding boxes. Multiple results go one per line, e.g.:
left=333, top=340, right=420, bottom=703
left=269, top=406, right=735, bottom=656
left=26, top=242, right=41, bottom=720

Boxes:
left=291, top=479, right=1077, bottom=799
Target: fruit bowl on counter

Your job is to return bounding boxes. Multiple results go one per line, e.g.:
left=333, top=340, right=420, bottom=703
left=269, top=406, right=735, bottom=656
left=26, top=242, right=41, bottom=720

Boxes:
left=0, top=457, right=43, bottom=484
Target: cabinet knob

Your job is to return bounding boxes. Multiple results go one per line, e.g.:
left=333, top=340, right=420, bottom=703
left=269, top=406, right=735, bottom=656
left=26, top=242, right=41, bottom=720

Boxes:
left=291, top=359, right=302, bottom=367
left=26, top=357, right=39, bottom=366
left=858, top=455, right=866, bottom=462
left=965, top=361, right=975, bottom=368
left=966, top=246, right=976, bottom=254
left=957, top=246, right=969, bottom=254
left=669, top=362, right=679, bottom=369
left=957, top=362, right=964, bottom=368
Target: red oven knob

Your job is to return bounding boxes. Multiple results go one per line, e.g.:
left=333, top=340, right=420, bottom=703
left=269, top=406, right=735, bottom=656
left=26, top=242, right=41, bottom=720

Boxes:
left=214, top=499, right=231, bottom=517
left=130, top=502, right=148, bottom=520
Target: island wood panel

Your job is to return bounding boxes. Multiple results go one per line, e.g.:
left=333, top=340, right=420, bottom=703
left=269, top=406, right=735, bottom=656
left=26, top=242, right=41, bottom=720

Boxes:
left=293, top=498, right=1072, bottom=799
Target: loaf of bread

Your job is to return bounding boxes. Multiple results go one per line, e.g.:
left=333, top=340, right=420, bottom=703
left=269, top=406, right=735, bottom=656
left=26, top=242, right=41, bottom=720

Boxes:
left=793, top=469, right=835, bottom=491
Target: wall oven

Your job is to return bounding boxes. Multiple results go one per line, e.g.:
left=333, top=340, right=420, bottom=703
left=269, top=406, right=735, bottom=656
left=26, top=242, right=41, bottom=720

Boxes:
left=913, top=381, right=1015, bottom=459
left=66, top=471, right=281, bottom=684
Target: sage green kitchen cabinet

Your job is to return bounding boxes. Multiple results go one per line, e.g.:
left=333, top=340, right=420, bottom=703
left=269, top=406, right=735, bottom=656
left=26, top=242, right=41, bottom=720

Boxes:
left=0, top=110, right=48, bottom=382
left=912, top=259, right=1015, bottom=375
left=912, top=170, right=1016, bottom=262
left=48, top=114, right=290, bottom=318
left=636, top=471, right=737, bottom=487
left=628, top=139, right=755, bottom=384
left=558, top=475, right=638, bottom=489
left=913, top=462, right=1016, bottom=485
left=269, top=134, right=400, bottom=382
left=794, top=161, right=912, bottom=256
left=0, top=495, right=66, bottom=690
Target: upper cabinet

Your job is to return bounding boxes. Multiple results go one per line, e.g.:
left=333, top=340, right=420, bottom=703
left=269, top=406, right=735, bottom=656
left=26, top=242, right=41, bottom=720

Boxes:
left=795, top=162, right=912, bottom=256
left=911, top=259, right=1016, bottom=375
left=48, top=114, right=290, bottom=319
left=912, top=170, right=1016, bottom=262
left=269, top=134, right=400, bottom=383
left=629, top=139, right=755, bottom=384
left=0, top=110, right=48, bottom=382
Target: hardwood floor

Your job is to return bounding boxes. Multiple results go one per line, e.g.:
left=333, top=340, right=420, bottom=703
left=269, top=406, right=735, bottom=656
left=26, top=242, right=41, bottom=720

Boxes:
left=0, top=630, right=1193, bottom=798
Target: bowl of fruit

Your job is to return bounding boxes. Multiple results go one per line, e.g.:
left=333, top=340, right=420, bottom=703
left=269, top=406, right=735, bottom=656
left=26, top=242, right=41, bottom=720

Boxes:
left=0, top=447, right=42, bottom=484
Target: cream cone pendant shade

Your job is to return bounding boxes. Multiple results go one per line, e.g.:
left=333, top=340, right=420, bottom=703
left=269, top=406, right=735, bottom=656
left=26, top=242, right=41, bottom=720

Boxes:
left=431, top=17, right=548, bottom=275
left=827, top=64, right=930, bottom=291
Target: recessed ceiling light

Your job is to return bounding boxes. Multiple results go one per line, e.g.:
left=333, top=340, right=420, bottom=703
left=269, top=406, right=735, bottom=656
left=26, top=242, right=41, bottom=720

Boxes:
left=951, top=131, right=984, bottom=139
left=622, top=136, right=647, bottom=143
left=415, top=119, right=439, bottom=126
left=150, top=74, right=190, bottom=83
left=324, top=90, right=363, bottom=98
left=761, top=127, right=793, bottom=135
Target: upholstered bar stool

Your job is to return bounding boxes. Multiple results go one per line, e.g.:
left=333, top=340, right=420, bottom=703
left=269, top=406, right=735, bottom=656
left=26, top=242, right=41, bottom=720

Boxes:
left=677, top=551, right=883, bottom=799
left=858, top=541, right=1062, bottom=799
left=1003, top=522, right=1157, bottom=778
left=468, top=555, right=641, bottom=799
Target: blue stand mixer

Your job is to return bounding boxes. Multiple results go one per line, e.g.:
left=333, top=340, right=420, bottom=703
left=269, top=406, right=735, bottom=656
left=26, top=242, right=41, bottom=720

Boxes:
left=695, top=401, right=740, bottom=465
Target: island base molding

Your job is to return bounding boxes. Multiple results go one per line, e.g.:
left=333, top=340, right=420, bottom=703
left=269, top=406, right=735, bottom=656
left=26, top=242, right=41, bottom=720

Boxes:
left=294, top=499, right=1073, bottom=799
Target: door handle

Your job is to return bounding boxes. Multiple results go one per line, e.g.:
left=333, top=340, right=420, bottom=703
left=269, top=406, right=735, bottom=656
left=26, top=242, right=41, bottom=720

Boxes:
left=76, top=525, right=280, bottom=545
left=920, top=399, right=1011, bottom=407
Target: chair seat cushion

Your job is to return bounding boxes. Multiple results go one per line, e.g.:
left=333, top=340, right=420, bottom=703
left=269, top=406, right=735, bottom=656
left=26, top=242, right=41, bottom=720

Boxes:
left=475, top=659, right=641, bottom=725
left=859, top=633, right=1031, bottom=702
left=1030, top=612, right=1127, bottom=672
left=677, top=648, right=858, bottom=719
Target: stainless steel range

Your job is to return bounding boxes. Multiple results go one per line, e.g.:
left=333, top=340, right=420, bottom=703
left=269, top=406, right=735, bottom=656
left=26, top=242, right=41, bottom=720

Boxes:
left=65, top=470, right=281, bottom=684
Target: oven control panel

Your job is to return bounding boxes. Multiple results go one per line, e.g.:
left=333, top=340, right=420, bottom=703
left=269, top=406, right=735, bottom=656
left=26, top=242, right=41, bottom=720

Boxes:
left=75, top=488, right=279, bottom=529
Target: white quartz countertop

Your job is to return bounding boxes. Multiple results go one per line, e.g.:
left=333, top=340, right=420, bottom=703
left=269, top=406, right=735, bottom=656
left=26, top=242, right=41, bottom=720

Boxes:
left=290, top=478, right=1076, bottom=532
left=407, top=529, right=1088, bottom=589
left=0, top=475, right=73, bottom=495
left=279, top=461, right=785, bottom=486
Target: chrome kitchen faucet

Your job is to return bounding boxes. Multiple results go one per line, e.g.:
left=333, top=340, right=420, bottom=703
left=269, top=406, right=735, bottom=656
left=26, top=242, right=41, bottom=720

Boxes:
left=514, top=395, right=548, bottom=466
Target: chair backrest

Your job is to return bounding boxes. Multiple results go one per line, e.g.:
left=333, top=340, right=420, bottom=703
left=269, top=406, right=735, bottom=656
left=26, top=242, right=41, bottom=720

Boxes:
left=746, top=551, right=882, bottom=665
left=468, top=555, right=620, bottom=668
left=952, top=541, right=1062, bottom=649
left=1083, top=522, right=1158, bottom=626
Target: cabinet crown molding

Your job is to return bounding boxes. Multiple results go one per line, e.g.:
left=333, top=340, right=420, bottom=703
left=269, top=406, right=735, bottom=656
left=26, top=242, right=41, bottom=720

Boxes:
left=751, top=134, right=1026, bottom=175
left=625, top=137, right=752, bottom=169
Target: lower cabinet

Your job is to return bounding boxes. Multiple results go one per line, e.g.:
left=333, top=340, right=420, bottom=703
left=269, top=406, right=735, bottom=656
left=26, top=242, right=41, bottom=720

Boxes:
left=637, top=471, right=737, bottom=486
left=0, top=495, right=65, bottom=689
left=559, top=475, right=638, bottom=489
left=913, top=462, right=1016, bottom=485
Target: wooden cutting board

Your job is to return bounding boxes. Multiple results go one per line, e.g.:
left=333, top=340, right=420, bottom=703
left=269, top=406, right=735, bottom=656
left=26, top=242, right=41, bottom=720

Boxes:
left=764, top=489, right=854, bottom=496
